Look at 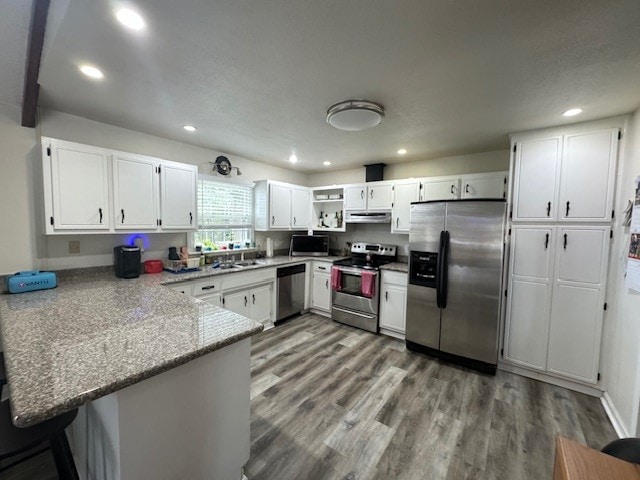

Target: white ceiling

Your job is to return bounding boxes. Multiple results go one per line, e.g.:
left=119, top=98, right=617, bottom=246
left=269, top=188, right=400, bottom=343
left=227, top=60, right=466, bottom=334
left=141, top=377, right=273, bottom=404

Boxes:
left=25, top=1, right=640, bottom=171
left=0, top=1, right=33, bottom=107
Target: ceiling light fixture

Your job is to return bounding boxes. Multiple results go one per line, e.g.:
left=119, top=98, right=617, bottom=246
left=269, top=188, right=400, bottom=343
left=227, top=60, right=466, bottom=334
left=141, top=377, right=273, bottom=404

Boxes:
left=323, top=161, right=331, bottom=166
left=79, top=65, right=104, bottom=79
left=289, top=154, right=298, bottom=163
left=183, top=125, right=197, bottom=132
left=397, top=148, right=407, bottom=155
left=115, top=8, right=146, bottom=30
left=563, top=108, right=583, bottom=117
left=326, top=100, right=385, bottom=131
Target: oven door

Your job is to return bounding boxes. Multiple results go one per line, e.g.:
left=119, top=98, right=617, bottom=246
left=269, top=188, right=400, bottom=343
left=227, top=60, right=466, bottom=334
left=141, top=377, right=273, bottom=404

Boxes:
left=331, top=267, right=379, bottom=315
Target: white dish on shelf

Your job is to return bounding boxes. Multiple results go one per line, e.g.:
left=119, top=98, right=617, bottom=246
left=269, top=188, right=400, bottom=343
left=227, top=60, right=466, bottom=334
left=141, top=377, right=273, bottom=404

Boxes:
left=315, top=194, right=329, bottom=200
left=328, top=194, right=343, bottom=200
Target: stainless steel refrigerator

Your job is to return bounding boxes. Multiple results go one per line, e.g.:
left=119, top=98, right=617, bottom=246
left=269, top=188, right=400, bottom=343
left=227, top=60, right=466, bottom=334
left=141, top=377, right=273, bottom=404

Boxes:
left=406, top=200, right=507, bottom=373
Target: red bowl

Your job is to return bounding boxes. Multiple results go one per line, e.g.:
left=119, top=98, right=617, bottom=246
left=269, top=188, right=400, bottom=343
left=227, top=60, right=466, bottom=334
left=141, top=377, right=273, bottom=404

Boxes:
left=144, top=259, right=164, bottom=274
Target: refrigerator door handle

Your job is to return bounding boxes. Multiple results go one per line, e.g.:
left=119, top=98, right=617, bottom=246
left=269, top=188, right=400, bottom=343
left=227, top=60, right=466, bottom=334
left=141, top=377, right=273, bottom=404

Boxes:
left=440, top=230, right=450, bottom=309
left=436, top=230, right=445, bottom=308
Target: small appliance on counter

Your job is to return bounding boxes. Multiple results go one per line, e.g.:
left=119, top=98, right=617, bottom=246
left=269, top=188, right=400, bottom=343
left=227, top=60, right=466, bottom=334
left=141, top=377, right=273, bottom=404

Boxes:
left=289, top=235, right=329, bottom=256
left=114, top=245, right=141, bottom=278
left=6, top=271, right=57, bottom=294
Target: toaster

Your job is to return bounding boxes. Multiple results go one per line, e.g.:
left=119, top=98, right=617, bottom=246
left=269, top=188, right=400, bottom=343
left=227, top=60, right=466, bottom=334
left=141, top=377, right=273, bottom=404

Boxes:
left=114, top=246, right=141, bottom=278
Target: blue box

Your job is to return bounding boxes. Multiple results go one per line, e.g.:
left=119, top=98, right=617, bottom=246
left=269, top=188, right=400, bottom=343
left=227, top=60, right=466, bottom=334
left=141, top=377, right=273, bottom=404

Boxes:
left=6, top=271, right=57, bottom=294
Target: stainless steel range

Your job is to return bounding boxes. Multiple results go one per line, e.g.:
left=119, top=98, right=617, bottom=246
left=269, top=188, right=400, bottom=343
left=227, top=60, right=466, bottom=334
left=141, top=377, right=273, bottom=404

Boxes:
left=331, top=243, right=397, bottom=333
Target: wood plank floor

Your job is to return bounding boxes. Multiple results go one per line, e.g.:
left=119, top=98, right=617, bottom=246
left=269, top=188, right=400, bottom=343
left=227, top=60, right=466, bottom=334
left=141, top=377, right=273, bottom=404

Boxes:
left=4, top=313, right=617, bottom=479
left=245, top=313, right=617, bottom=480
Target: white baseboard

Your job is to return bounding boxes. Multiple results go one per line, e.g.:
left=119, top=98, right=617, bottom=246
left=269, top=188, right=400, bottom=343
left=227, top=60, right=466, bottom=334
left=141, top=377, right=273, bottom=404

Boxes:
left=379, top=327, right=404, bottom=340
left=309, top=308, right=331, bottom=318
left=601, top=391, right=629, bottom=438
left=498, top=361, right=603, bottom=397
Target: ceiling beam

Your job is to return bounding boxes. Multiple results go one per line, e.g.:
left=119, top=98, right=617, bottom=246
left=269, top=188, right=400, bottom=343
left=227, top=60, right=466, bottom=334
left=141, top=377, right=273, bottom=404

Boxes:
left=21, top=0, right=50, bottom=128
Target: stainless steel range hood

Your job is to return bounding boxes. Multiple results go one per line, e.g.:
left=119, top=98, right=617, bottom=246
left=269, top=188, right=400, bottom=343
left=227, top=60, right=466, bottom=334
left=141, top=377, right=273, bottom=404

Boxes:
left=345, top=211, right=392, bottom=223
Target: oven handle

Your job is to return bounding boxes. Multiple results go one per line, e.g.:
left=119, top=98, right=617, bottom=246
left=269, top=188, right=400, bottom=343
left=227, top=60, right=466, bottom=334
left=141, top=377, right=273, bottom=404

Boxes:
left=336, top=267, right=378, bottom=277
left=332, top=305, right=376, bottom=319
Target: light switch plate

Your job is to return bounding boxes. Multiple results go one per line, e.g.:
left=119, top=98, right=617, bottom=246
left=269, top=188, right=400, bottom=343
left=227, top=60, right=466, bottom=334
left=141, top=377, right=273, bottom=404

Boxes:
left=69, top=240, right=80, bottom=254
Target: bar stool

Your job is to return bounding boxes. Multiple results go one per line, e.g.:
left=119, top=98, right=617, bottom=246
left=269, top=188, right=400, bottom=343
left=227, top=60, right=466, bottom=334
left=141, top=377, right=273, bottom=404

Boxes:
left=602, top=438, right=640, bottom=465
left=0, top=353, right=79, bottom=479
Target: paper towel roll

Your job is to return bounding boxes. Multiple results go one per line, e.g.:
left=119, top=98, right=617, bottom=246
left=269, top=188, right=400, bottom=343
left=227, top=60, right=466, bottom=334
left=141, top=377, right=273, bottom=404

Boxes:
left=266, top=238, right=274, bottom=258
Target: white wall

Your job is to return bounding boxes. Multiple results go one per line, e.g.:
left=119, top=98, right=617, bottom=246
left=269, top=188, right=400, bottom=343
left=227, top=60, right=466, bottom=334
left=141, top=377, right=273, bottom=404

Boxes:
left=601, top=107, right=640, bottom=437
left=0, top=104, right=38, bottom=274
left=307, top=149, right=509, bottom=186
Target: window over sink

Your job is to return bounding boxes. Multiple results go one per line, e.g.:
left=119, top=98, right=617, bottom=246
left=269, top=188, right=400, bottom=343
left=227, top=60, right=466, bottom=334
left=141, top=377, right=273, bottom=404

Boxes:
left=192, top=176, right=254, bottom=250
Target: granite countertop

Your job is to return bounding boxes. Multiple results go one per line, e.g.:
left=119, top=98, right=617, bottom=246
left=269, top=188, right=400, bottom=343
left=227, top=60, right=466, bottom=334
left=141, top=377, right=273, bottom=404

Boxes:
left=0, top=273, right=264, bottom=427
left=380, top=262, right=409, bottom=273
left=0, top=254, right=348, bottom=427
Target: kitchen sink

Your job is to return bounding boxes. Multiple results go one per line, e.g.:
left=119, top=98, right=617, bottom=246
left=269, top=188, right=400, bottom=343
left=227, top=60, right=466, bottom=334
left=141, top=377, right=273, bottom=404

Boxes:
left=233, top=260, right=259, bottom=268
left=218, top=264, right=241, bottom=270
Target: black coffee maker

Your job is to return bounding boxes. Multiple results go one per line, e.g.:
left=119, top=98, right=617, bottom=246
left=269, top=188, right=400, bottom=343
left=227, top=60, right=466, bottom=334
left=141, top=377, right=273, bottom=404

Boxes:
left=114, top=246, right=141, bottom=278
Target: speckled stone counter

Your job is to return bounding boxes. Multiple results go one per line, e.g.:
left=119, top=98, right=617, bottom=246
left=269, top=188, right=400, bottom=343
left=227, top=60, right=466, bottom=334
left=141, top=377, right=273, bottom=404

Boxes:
left=0, top=273, right=264, bottom=427
left=380, top=262, right=409, bottom=273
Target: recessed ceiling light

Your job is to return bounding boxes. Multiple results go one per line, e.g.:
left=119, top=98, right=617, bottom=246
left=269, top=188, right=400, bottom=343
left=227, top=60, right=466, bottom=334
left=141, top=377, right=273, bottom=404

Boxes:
left=79, top=65, right=104, bottom=79
left=183, top=125, right=197, bottom=132
left=289, top=154, right=298, bottom=164
left=115, top=8, right=146, bottom=30
left=397, top=148, right=407, bottom=155
left=563, top=108, right=582, bottom=117
left=323, top=161, right=331, bottom=166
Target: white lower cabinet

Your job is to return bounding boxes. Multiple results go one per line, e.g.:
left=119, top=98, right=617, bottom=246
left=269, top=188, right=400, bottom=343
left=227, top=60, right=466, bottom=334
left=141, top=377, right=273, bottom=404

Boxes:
left=223, top=284, right=273, bottom=325
left=379, top=271, right=407, bottom=336
left=311, top=262, right=332, bottom=313
left=504, top=225, right=610, bottom=385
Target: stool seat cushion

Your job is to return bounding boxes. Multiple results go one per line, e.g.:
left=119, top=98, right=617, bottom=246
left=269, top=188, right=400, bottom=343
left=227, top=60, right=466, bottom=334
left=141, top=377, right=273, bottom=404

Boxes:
left=0, top=400, right=77, bottom=458
left=601, top=438, right=640, bottom=465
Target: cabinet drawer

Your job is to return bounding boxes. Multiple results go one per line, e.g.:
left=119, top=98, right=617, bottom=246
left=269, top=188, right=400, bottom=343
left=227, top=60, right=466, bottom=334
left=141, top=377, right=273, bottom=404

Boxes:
left=166, top=282, right=194, bottom=296
left=313, top=262, right=332, bottom=274
left=223, top=267, right=276, bottom=291
left=193, top=277, right=223, bottom=297
left=381, top=270, right=407, bottom=286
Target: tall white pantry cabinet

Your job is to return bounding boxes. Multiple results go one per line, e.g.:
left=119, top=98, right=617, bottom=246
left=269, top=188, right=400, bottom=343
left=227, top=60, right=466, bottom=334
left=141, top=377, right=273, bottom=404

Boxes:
left=503, top=126, right=619, bottom=386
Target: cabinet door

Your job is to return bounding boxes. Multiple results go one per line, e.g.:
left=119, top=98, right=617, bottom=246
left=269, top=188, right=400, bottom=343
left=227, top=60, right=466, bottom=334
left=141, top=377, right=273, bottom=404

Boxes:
left=555, top=227, right=609, bottom=285
left=223, top=290, right=249, bottom=317
left=113, top=155, right=158, bottom=230
left=344, top=186, right=367, bottom=210
left=198, top=293, right=221, bottom=306
left=421, top=177, right=460, bottom=201
left=312, top=272, right=331, bottom=311
left=512, top=136, right=561, bottom=222
left=504, top=279, right=552, bottom=371
left=250, top=284, right=272, bottom=324
left=547, top=284, right=602, bottom=383
left=161, top=163, right=197, bottom=229
left=510, top=227, right=554, bottom=280
left=379, top=284, right=407, bottom=333
left=49, top=141, right=110, bottom=230
left=291, top=187, right=310, bottom=230
left=367, top=184, right=393, bottom=210
left=392, top=181, right=421, bottom=233
left=269, top=184, right=291, bottom=228
left=558, top=129, right=618, bottom=222
left=461, top=173, right=507, bottom=199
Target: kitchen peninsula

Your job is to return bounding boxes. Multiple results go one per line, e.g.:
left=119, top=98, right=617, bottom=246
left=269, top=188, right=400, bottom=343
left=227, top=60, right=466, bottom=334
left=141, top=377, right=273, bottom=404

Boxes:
left=0, top=268, right=264, bottom=480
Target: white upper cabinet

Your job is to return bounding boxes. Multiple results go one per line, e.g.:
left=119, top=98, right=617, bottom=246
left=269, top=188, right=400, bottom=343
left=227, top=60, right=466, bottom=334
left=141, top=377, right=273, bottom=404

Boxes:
left=291, top=186, right=310, bottom=230
left=367, top=184, right=393, bottom=210
left=45, top=139, right=110, bottom=232
left=344, top=183, right=392, bottom=211
left=392, top=181, right=421, bottom=233
left=254, top=180, right=310, bottom=231
left=421, top=176, right=460, bottom=201
left=160, top=162, right=197, bottom=230
left=510, top=227, right=554, bottom=280
left=558, top=129, right=618, bottom=222
left=512, top=136, right=562, bottom=222
left=113, top=154, right=158, bottom=230
left=269, top=183, right=292, bottom=229
left=461, top=172, right=507, bottom=199
left=512, top=128, right=619, bottom=223
left=344, top=186, right=367, bottom=210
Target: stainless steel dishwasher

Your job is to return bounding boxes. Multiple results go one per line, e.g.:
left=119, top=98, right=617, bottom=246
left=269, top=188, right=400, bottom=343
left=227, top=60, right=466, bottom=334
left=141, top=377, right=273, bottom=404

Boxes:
left=276, top=263, right=306, bottom=322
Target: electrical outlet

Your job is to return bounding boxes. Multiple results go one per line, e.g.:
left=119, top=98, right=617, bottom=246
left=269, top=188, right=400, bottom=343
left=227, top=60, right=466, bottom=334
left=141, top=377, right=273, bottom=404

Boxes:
left=69, top=240, right=80, bottom=254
